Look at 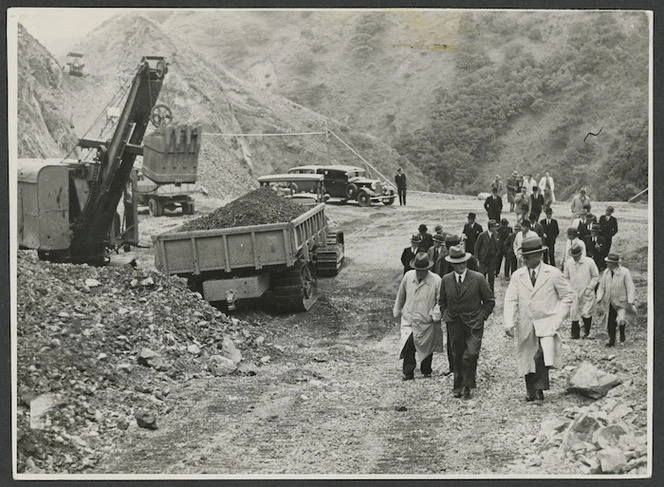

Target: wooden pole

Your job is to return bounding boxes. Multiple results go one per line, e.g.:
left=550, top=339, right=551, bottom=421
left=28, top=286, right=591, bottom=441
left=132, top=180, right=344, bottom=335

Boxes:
left=628, top=187, right=648, bottom=202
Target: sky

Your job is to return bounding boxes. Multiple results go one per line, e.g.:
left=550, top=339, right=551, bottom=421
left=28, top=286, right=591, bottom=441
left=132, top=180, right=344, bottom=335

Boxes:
left=10, top=8, right=119, bottom=54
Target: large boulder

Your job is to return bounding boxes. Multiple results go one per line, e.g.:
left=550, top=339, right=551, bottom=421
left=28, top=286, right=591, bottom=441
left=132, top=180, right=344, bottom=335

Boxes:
left=208, top=355, right=236, bottom=376
left=592, top=424, right=631, bottom=450
left=566, top=362, right=622, bottom=399
left=221, top=337, right=242, bottom=365
left=571, top=413, right=605, bottom=443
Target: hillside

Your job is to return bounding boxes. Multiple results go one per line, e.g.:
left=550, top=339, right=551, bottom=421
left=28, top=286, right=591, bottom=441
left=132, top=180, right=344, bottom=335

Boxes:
left=147, top=10, right=649, bottom=200
left=16, top=24, right=79, bottom=158
left=58, top=14, right=425, bottom=199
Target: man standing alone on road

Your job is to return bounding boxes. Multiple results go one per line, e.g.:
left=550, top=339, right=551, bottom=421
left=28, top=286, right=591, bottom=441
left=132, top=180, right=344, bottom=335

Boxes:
left=439, top=246, right=495, bottom=399
left=484, top=187, right=503, bottom=222
left=475, top=219, right=499, bottom=292
left=395, top=168, right=407, bottom=206
left=394, top=253, right=443, bottom=380
left=503, top=236, right=573, bottom=402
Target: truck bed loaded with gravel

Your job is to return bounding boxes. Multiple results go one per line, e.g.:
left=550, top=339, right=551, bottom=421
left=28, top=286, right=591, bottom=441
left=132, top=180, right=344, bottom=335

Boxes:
left=153, top=187, right=344, bottom=312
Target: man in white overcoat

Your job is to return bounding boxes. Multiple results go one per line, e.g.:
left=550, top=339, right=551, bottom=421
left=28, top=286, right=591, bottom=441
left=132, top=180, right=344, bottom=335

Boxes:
left=504, top=236, right=573, bottom=402
left=564, top=244, right=600, bottom=339
left=538, top=171, right=556, bottom=209
left=394, top=252, right=443, bottom=380
left=562, top=227, right=586, bottom=272
left=596, top=253, right=637, bottom=347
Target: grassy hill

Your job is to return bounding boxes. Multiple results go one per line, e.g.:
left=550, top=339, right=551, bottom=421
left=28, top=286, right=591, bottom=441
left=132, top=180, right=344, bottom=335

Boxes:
left=149, top=9, right=649, bottom=201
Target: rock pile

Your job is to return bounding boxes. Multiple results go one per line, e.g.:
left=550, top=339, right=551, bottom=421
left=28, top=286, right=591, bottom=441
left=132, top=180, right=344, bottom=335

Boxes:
left=527, top=380, right=647, bottom=475
left=178, top=187, right=307, bottom=232
left=16, top=250, right=279, bottom=473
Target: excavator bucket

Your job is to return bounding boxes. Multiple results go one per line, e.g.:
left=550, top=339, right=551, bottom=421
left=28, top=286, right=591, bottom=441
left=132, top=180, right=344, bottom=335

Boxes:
left=142, top=124, right=201, bottom=184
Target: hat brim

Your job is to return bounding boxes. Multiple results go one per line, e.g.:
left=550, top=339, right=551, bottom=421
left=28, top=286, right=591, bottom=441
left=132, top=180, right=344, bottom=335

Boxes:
left=520, top=245, right=548, bottom=256
left=409, top=258, right=434, bottom=270
left=445, top=253, right=472, bottom=263
left=604, top=257, right=621, bottom=263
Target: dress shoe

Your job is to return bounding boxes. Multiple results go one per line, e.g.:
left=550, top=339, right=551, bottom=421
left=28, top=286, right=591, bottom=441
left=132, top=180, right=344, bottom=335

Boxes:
left=453, top=388, right=463, bottom=398
left=605, top=342, right=615, bottom=348
left=535, top=390, right=544, bottom=401
left=442, top=370, right=452, bottom=377
left=525, top=390, right=536, bottom=402
left=422, top=373, right=432, bottom=378
left=402, top=374, right=414, bottom=381
left=462, top=386, right=471, bottom=399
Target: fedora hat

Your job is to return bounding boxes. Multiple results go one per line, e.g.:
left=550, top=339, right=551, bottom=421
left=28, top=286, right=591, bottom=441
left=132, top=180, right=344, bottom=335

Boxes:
left=520, top=236, right=548, bottom=255
left=410, top=234, right=422, bottom=244
left=418, top=224, right=428, bottom=232
left=488, top=219, right=497, bottom=228
left=590, top=224, right=600, bottom=232
left=467, top=212, right=476, bottom=220
left=410, top=252, right=434, bottom=270
left=445, top=234, right=461, bottom=246
left=605, top=253, right=621, bottom=263
left=567, top=227, right=578, bottom=235
left=433, top=234, right=445, bottom=243
left=445, top=245, right=471, bottom=263
left=570, top=244, right=584, bottom=256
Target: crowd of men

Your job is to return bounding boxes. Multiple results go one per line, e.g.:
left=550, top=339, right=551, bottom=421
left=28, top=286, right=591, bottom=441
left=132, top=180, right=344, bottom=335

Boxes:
left=395, top=179, right=635, bottom=403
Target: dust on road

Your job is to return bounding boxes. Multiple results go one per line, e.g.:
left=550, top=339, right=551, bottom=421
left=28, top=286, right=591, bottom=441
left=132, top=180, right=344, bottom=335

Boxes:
left=92, top=193, right=649, bottom=475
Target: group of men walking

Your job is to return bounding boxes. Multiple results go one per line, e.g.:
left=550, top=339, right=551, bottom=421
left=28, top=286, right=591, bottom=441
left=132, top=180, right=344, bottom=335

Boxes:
left=394, top=192, right=635, bottom=403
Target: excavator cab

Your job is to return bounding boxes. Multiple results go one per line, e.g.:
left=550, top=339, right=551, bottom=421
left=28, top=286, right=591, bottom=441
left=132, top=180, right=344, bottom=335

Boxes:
left=64, top=52, right=85, bottom=77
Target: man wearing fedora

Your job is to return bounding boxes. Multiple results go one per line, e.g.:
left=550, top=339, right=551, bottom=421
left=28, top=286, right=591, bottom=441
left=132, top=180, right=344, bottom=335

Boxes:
left=504, top=236, right=573, bottom=402
left=401, top=234, right=422, bottom=274
left=395, top=168, right=407, bottom=206
left=562, top=227, right=586, bottom=273
left=394, top=253, right=444, bottom=380
left=484, top=187, right=503, bottom=222
left=564, top=243, right=600, bottom=339
left=513, top=219, right=537, bottom=268
left=583, top=224, right=607, bottom=271
left=462, top=213, right=483, bottom=257
left=506, top=171, right=520, bottom=212
left=428, top=234, right=448, bottom=277
left=439, top=246, right=495, bottom=399
left=596, top=254, right=636, bottom=347
left=474, top=219, right=499, bottom=292
left=441, top=234, right=480, bottom=276
left=599, top=206, right=618, bottom=254
left=417, top=224, right=434, bottom=252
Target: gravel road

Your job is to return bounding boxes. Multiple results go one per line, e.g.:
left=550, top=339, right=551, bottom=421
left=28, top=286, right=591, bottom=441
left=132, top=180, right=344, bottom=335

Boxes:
left=88, top=193, right=649, bottom=475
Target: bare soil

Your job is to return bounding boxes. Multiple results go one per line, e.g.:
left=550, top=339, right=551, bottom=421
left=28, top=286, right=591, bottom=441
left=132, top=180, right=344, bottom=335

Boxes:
left=64, top=193, right=654, bottom=474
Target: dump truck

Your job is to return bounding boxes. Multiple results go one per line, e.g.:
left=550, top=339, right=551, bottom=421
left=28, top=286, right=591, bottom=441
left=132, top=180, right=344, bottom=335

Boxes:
left=137, top=123, right=201, bottom=216
left=152, top=202, right=342, bottom=312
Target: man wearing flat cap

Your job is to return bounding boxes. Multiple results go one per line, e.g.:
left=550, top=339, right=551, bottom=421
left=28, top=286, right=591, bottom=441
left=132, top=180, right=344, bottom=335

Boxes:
left=596, top=254, right=636, bottom=347
left=394, top=253, right=444, bottom=380
left=439, top=246, right=495, bottom=399
left=401, top=234, right=422, bottom=274
left=564, top=243, right=600, bottom=339
left=504, top=236, right=573, bottom=402
left=474, top=219, right=499, bottom=292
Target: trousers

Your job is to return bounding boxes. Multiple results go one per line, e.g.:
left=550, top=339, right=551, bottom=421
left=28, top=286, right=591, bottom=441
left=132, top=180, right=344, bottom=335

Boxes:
left=397, top=188, right=407, bottom=205
left=448, top=320, right=483, bottom=390
left=524, top=340, right=550, bottom=391
left=401, top=333, right=433, bottom=376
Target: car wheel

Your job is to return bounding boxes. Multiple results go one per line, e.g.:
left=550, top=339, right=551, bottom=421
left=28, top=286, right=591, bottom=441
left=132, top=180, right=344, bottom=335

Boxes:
left=345, top=183, right=359, bottom=199
left=357, top=192, right=371, bottom=207
left=383, top=196, right=396, bottom=205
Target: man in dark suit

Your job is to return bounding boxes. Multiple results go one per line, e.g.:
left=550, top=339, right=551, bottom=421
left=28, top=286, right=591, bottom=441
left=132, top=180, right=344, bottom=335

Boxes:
left=427, top=234, right=447, bottom=277
left=496, top=218, right=513, bottom=278
left=540, top=207, right=560, bottom=267
left=576, top=209, right=591, bottom=241
left=439, top=246, right=495, bottom=399
left=529, top=213, right=544, bottom=240
left=474, top=219, right=499, bottom=292
left=583, top=224, right=607, bottom=271
left=395, top=168, right=407, bottom=206
left=599, top=206, right=618, bottom=254
left=462, top=213, right=483, bottom=256
left=529, top=186, right=544, bottom=222
left=483, top=187, right=503, bottom=222
left=401, top=234, right=421, bottom=274
left=441, top=234, right=480, bottom=276
left=417, top=224, right=434, bottom=252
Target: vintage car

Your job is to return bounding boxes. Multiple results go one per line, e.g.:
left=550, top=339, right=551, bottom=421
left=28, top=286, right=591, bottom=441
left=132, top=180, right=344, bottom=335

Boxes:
left=288, top=164, right=396, bottom=207
left=257, top=173, right=327, bottom=207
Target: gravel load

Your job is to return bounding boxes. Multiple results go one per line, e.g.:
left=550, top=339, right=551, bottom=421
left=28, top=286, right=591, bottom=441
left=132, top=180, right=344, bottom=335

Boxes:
left=178, top=187, right=307, bottom=232
left=16, top=251, right=280, bottom=474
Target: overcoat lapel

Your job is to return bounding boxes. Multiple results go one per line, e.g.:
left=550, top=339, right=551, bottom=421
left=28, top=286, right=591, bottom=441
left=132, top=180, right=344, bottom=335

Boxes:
left=532, top=266, right=551, bottom=295
left=457, top=272, right=472, bottom=299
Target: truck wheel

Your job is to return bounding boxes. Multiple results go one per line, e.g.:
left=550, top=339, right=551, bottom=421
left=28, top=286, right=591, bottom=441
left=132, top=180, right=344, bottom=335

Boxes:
left=357, top=191, right=371, bottom=207
left=383, top=196, right=396, bottom=205
left=272, top=261, right=318, bottom=312
left=148, top=198, right=163, bottom=217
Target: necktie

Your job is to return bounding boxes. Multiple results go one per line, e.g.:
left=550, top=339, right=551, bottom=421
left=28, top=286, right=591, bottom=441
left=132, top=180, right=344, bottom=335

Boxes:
left=434, top=249, right=438, bottom=262
left=611, top=270, right=614, bottom=278
left=531, top=269, right=537, bottom=286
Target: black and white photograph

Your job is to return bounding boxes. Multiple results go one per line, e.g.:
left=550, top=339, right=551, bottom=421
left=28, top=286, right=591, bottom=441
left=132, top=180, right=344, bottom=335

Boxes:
left=7, top=6, right=653, bottom=480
